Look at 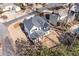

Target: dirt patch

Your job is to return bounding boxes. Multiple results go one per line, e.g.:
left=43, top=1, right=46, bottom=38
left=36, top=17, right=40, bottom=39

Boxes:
left=13, top=22, right=20, bottom=28
left=40, top=30, right=60, bottom=48
left=8, top=21, right=28, bottom=53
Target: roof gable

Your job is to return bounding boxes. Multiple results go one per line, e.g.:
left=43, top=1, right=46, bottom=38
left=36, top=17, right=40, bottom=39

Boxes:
left=23, top=15, right=49, bottom=39
left=23, top=18, right=34, bottom=31
left=32, top=16, right=46, bottom=27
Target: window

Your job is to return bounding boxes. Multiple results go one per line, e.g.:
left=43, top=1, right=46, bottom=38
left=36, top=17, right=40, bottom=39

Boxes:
left=31, top=28, right=38, bottom=33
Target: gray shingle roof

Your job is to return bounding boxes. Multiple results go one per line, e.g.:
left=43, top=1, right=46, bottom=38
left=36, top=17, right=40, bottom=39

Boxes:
left=23, top=18, right=34, bottom=31
left=32, top=16, right=46, bottom=27
left=49, top=13, right=60, bottom=25
left=23, top=15, right=49, bottom=40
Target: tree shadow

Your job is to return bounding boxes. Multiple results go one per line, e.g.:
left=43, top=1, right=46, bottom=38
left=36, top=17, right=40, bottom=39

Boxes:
left=2, top=36, right=15, bottom=56
left=58, top=32, right=76, bottom=46
left=15, top=38, right=42, bottom=56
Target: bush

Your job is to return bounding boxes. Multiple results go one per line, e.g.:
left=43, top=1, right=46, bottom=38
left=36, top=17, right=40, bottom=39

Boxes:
left=15, top=37, right=79, bottom=56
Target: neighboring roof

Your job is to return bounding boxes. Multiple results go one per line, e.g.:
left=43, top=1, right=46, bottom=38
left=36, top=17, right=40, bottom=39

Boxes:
left=45, top=3, right=66, bottom=8
left=49, top=13, right=60, bottom=25
left=0, top=3, right=14, bottom=10
left=37, top=3, right=67, bottom=13
left=0, top=3, right=21, bottom=12
left=70, top=3, right=79, bottom=12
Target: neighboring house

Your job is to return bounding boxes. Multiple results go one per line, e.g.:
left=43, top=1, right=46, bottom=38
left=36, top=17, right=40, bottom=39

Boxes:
left=0, top=3, right=21, bottom=12
left=42, top=9, right=75, bottom=25
left=49, top=13, right=60, bottom=25
left=36, top=3, right=75, bottom=25
left=42, top=13, right=60, bottom=26
left=37, top=3, right=69, bottom=13
left=65, top=3, right=79, bottom=23
left=23, top=15, right=50, bottom=41
left=52, top=4, right=76, bottom=24
left=39, top=3, right=76, bottom=24
left=45, top=3, right=68, bottom=9
left=37, top=4, right=69, bottom=25
left=70, top=3, right=79, bottom=21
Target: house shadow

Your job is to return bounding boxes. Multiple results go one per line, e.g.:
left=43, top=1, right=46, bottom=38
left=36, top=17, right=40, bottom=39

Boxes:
left=19, top=23, right=34, bottom=45
left=2, top=36, right=15, bottom=56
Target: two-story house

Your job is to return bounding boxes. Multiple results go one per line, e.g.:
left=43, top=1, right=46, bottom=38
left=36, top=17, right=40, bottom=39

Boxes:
left=23, top=15, right=50, bottom=41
